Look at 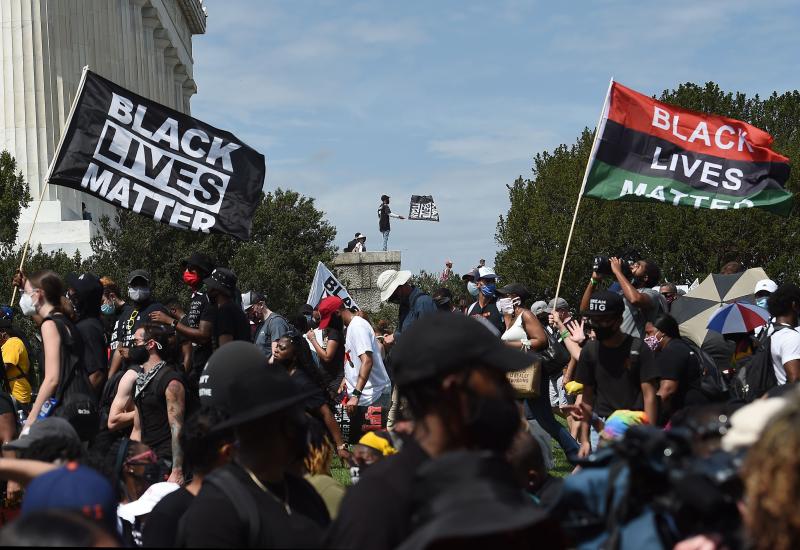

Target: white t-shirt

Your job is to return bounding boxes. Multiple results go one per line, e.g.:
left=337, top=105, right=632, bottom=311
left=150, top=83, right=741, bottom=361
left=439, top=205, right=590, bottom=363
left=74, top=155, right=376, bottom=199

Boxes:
left=344, top=316, right=391, bottom=405
left=770, top=326, right=800, bottom=385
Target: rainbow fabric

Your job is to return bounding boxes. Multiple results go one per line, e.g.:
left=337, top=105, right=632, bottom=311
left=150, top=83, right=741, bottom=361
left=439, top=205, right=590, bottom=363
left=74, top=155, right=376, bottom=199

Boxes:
left=600, top=410, right=649, bottom=441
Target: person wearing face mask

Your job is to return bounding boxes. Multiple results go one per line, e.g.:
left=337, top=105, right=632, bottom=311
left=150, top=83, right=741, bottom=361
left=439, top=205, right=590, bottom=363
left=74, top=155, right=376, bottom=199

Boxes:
left=181, top=342, right=330, bottom=547
left=99, top=278, right=126, bottom=350
left=659, top=282, right=680, bottom=312
left=65, top=273, right=108, bottom=396
left=465, top=266, right=505, bottom=335
left=149, top=253, right=216, bottom=389
left=462, top=269, right=480, bottom=305
left=244, top=290, right=290, bottom=363
left=574, top=291, right=658, bottom=456
left=108, top=270, right=168, bottom=380
left=753, top=278, right=777, bottom=311
left=643, top=315, right=705, bottom=425
left=204, top=269, right=250, bottom=350
left=327, top=313, right=531, bottom=550
left=306, top=296, right=346, bottom=396
left=376, top=269, right=437, bottom=348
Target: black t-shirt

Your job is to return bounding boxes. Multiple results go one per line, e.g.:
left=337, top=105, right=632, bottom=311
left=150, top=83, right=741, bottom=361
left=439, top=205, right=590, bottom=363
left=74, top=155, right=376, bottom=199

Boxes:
left=290, top=369, right=326, bottom=412
left=319, top=327, right=345, bottom=381
left=213, top=301, right=251, bottom=349
left=185, top=291, right=215, bottom=372
left=76, top=317, right=108, bottom=374
left=652, top=338, right=705, bottom=416
left=327, top=438, right=429, bottom=549
left=134, top=363, right=184, bottom=461
left=467, top=299, right=505, bottom=335
left=575, top=336, right=656, bottom=417
left=182, top=463, right=329, bottom=548
left=378, top=203, right=391, bottom=232
left=143, top=487, right=194, bottom=548
left=114, top=301, right=169, bottom=349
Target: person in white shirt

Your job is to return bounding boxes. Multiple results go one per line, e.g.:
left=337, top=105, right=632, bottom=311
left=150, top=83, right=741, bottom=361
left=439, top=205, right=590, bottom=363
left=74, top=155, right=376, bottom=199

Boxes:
left=339, top=305, right=392, bottom=443
left=767, top=283, right=800, bottom=385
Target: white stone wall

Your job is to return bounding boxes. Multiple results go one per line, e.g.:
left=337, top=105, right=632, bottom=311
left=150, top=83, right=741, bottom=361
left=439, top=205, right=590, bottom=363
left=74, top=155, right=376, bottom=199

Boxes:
left=0, top=0, right=206, bottom=256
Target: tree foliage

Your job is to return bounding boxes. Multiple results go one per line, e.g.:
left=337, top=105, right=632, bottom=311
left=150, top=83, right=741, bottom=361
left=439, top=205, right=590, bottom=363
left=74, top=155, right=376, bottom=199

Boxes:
left=87, top=188, right=337, bottom=315
left=0, top=152, right=31, bottom=253
left=496, top=82, right=800, bottom=308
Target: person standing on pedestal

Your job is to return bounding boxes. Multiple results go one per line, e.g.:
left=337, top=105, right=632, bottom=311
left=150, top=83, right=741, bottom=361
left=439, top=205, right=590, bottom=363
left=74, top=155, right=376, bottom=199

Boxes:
left=378, top=195, right=404, bottom=251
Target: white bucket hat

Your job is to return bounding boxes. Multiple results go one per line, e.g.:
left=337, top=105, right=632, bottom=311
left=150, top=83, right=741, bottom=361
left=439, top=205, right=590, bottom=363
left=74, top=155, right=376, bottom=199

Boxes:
left=377, top=269, right=413, bottom=302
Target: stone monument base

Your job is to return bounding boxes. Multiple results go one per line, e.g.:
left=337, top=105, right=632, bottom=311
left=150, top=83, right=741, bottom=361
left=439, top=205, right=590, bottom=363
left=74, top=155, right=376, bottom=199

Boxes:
left=332, top=251, right=401, bottom=312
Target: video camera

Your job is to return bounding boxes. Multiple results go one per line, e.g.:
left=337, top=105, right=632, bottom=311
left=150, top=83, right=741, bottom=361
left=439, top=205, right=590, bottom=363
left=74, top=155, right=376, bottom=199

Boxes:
left=591, top=248, right=642, bottom=278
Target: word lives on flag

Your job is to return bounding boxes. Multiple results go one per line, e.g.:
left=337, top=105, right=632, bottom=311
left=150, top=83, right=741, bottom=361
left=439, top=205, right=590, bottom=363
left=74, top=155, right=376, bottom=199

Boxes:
left=408, top=195, right=440, bottom=221
left=584, top=81, right=792, bottom=216
left=48, top=69, right=266, bottom=240
left=307, top=262, right=359, bottom=311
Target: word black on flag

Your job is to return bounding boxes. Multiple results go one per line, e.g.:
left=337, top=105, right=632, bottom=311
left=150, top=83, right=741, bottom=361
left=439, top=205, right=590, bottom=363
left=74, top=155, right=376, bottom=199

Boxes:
left=408, top=195, right=439, bottom=222
left=48, top=69, right=266, bottom=240
left=307, top=262, right=359, bottom=311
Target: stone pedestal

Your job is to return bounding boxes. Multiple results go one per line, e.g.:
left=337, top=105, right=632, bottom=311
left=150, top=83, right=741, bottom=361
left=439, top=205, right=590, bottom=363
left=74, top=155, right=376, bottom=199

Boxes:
left=17, top=199, right=97, bottom=257
left=332, top=251, right=401, bottom=312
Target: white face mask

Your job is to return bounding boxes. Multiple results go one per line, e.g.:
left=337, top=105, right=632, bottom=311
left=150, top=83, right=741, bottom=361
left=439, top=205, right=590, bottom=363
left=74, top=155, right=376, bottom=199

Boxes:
left=496, top=297, right=515, bottom=314
left=128, top=287, right=151, bottom=302
left=19, top=292, right=36, bottom=317
left=467, top=282, right=479, bottom=297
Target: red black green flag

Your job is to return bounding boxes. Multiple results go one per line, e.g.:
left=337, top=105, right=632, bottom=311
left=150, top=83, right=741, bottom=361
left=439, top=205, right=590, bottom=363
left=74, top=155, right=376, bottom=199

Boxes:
left=584, top=82, right=792, bottom=216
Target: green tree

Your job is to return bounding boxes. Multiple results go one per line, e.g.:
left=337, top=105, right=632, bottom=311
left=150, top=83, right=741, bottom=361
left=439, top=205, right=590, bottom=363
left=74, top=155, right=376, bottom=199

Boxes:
left=496, top=82, right=800, bottom=308
left=0, top=152, right=31, bottom=253
left=87, top=188, right=337, bottom=316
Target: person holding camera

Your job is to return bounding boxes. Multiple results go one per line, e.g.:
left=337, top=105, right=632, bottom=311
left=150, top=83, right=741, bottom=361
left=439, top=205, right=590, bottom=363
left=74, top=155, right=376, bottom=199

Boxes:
left=581, top=256, right=667, bottom=339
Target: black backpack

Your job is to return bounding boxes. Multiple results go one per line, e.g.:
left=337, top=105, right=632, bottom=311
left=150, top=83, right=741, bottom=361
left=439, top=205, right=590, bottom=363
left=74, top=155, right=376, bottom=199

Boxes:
left=46, top=315, right=99, bottom=441
left=541, top=329, right=572, bottom=378
left=684, top=339, right=728, bottom=402
left=730, top=325, right=788, bottom=402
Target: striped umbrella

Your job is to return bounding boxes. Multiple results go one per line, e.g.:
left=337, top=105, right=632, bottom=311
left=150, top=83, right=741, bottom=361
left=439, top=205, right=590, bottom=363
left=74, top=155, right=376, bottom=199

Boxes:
left=670, top=267, right=769, bottom=345
left=706, top=302, right=770, bottom=335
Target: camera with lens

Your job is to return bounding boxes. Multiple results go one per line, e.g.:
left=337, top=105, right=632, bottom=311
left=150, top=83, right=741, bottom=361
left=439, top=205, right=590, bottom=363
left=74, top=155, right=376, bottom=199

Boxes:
left=591, top=248, right=641, bottom=279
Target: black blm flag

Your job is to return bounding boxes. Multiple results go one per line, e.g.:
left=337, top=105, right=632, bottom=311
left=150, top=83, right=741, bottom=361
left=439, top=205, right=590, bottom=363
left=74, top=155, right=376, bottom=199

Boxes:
left=408, top=195, right=439, bottom=221
left=47, top=69, right=266, bottom=240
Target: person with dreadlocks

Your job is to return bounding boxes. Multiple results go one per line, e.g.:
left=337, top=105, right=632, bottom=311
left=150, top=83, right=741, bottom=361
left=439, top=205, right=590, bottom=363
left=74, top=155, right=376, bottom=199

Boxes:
left=273, top=330, right=351, bottom=463
left=303, top=415, right=346, bottom=519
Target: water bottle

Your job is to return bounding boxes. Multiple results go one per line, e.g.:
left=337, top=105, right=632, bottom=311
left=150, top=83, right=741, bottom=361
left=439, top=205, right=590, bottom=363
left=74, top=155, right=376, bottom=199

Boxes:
left=37, top=397, right=57, bottom=419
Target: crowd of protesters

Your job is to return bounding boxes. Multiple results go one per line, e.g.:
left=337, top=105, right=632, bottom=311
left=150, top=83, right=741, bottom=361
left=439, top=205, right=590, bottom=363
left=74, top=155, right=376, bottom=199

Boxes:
left=0, top=251, right=796, bottom=548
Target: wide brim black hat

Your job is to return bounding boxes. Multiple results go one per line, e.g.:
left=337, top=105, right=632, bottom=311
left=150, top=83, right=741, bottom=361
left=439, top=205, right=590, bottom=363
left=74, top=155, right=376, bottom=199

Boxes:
left=183, top=252, right=215, bottom=277
left=398, top=451, right=552, bottom=549
left=391, top=312, right=533, bottom=387
left=199, top=341, right=316, bottom=432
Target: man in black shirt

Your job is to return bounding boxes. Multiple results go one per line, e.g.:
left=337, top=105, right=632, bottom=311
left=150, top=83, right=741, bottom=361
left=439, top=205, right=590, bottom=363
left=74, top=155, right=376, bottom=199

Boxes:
left=181, top=342, right=329, bottom=548
left=204, top=268, right=250, bottom=349
left=65, top=273, right=108, bottom=395
left=465, top=266, right=504, bottom=335
left=130, top=324, right=186, bottom=485
left=377, top=194, right=404, bottom=251
left=327, top=313, right=534, bottom=549
left=574, top=290, right=658, bottom=456
left=149, top=252, right=216, bottom=386
left=108, top=270, right=168, bottom=378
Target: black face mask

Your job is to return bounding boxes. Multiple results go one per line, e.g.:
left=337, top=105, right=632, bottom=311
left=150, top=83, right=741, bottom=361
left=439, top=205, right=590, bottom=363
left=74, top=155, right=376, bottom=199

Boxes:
left=592, top=323, right=618, bottom=341
left=463, top=383, right=519, bottom=453
left=128, top=344, right=149, bottom=365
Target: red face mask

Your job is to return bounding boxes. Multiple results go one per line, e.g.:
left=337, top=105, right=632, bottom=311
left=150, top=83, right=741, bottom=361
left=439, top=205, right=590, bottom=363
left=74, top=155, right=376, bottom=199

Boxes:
left=183, top=270, right=201, bottom=287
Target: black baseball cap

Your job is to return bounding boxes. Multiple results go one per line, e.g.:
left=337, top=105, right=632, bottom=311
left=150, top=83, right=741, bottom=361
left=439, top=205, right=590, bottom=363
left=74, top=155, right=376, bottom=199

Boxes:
left=462, top=269, right=479, bottom=282
left=495, top=283, right=531, bottom=304
left=391, top=313, right=533, bottom=386
left=127, top=269, right=151, bottom=286
left=183, top=252, right=215, bottom=276
left=580, top=290, right=624, bottom=317
left=204, top=268, right=237, bottom=297
left=199, top=341, right=316, bottom=431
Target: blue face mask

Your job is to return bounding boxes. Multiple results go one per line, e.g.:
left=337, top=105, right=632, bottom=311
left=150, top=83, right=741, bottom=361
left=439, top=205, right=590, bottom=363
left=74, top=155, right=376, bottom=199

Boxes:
left=467, top=282, right=479, bottom=297
left=101, top=303, right=115, bottom=316
left=480, top=283, right=496, bottom=297
left=756, top=297, right=769, bottom=309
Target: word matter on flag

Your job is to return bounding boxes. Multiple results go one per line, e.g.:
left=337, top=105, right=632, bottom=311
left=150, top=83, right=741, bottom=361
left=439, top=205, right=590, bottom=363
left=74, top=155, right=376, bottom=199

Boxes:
left=47, top=69, right=266, bottom=240
left=583, top=81, right=792, bottom=216
left=408, top=195, right=440, bottom=221
left=307, top=262, right=359, bottom=311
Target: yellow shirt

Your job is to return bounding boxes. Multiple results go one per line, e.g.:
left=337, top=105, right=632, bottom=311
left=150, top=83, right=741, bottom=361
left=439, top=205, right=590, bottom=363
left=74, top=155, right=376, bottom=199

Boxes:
left=2, top=337, right=31, bottom=404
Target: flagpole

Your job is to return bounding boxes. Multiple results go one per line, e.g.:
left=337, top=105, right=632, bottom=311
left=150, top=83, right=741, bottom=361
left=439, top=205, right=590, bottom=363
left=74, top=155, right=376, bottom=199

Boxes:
left=553, top=77, right=614, bottom=304
left=11, top=66, right=90, bottom=305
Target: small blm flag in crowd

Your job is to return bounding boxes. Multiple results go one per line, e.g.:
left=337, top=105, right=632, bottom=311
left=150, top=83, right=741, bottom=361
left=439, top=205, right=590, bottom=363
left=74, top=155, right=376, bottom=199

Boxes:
left=307, top=262, right=359, bottom=311
left=408, top=195, right=440, bottom=221
left=584, top=81, right=792, bottom=216
left=47, top=69, right=266, bottom=240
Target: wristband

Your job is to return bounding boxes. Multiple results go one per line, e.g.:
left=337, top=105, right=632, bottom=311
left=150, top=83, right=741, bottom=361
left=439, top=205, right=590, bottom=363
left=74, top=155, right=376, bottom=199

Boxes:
left=352, top=388, right=362, bottom=397
left=590, top=277, right=599, bottom=286
left=560, top=329, right=570, bottom=340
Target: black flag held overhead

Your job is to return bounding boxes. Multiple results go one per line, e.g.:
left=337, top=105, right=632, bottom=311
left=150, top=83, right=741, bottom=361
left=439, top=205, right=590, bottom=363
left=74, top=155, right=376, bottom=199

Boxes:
left=408, top=195, right=439, bottom=222
left=47, top=69, right=266, bottom=240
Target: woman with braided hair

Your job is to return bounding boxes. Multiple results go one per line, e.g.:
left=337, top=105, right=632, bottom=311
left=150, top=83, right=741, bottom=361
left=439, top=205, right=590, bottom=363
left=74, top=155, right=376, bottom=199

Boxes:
left=274, top=331, right=351, bottom=463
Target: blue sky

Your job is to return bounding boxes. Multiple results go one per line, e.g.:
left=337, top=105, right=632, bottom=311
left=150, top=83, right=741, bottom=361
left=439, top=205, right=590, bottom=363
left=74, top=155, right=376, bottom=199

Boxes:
left=191, top=0, right=799, bottom=276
